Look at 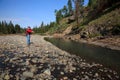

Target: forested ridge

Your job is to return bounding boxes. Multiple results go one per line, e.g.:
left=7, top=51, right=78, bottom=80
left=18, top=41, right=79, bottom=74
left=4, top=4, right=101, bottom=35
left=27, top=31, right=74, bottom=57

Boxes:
left=33, top=0, right=120, bottom=38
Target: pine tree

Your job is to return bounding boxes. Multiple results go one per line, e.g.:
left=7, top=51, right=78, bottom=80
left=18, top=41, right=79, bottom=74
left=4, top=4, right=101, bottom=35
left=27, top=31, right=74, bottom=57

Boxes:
left=2, top=21, right=8, bottom=34
left=1, top=21, right=4, bottom=34
left=88, top=0, right=98, bottom=9
left=68, top=0, right=73, bottom=16
left=73, top=0, right=84, bottom=27
left=40, top=21, right=44, bottom=28
left=55, top=9, right=63, bottom=24
left=62, top=5, right=68, bottom=17
left=15, top=24, right=21, bottom=33
left=0, top=21, right=1, bottom=34
left=9, top=21, right=15, bottom=34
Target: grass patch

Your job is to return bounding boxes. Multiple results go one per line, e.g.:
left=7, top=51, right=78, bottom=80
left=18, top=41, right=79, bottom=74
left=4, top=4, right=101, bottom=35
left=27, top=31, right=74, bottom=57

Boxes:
left=89, top=33, right=102, bottom=38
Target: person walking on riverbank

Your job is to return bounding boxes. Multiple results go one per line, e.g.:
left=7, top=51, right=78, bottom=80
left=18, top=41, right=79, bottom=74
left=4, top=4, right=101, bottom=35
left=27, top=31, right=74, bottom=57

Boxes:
left=26, top=26, right=34, bottom=46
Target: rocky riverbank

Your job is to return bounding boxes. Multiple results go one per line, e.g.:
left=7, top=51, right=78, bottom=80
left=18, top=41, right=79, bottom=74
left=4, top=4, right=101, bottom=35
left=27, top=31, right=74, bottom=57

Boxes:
left=0, top=35, right=120, bottom=80
left=54, top=33, right=120, bottom=51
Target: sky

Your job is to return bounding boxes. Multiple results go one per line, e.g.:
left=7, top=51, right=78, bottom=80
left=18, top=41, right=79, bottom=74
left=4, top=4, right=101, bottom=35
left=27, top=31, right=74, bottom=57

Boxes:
left=0, top=0, right=89, bottom=28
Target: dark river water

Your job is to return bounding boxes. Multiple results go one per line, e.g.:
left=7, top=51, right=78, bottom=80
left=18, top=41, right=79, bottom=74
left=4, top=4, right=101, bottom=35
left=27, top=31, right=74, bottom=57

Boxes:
left=45, top=37, right=120, bottom=73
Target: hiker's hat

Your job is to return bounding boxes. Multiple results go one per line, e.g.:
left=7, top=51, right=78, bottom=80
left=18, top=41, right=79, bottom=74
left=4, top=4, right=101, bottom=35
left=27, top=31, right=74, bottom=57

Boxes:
left=28, top=26, right=31, bottom=28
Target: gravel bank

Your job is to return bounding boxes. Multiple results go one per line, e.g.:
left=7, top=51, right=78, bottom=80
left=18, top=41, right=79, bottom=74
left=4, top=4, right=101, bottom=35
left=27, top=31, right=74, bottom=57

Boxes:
left=0, top=35, right=119, bottom=80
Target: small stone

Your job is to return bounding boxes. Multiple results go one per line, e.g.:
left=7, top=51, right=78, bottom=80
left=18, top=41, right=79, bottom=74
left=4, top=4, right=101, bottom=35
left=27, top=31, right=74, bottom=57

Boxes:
left=69, top=69, right=73, bottom=73
left=53, top=78, right=57, bottom=80
left=31, top=58, right=38, bottom=63
left=43, top=69, right=51, bottom=76
left=57, top=67, right=60, bottom=70
left=30, top=66, right=37, bottom=73
left=81, top=72, right=84, bottom=74
left=12, top=65, right=15, bottom=68
left=16, top=68, right=20, bottom=71
left=116, top=75, right=119, bottom=79
left=84, top=75, right=89, bottom=79
left=16, top=76, right=19, bottom=80
left=26, top=60, right=29, bottom=65
left=20, top=76, right=26, bottom=80
left=4, top=74, right=10, bottom=80
left=21, top=68, right=26, bottom=71
left=10, top=74, right=13, bottom=78
left=60, top=72, right=64, bottom=75
left=107, top=74, right=112, bottom=79
left=46, top=51, right=49, bottom=53
left=5, top=58, right=9, bottom=62
left=23, top=71, right=33, bottom=78
left=63, top=76, right=68, bottom=80
left=94, top=73, right=99, bottom=77
left=73, top=78, right=77, bottom=80
left=1, top=73, right=5, bottom=78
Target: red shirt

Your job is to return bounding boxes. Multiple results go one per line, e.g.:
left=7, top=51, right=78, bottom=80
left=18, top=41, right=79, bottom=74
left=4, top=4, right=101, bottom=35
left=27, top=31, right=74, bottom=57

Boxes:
left=26, top=28, right=33, bottom=35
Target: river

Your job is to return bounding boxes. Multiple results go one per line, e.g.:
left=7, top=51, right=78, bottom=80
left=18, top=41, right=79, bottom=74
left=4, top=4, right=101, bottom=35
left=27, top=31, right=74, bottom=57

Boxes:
left=45, top=37, right=120, bottom=74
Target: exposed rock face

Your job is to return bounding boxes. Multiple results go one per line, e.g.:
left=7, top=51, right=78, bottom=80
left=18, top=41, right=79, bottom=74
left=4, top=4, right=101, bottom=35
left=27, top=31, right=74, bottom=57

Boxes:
left=68, top=15, right=75, bottom=23
left=0, top=35, right=119, bottom=79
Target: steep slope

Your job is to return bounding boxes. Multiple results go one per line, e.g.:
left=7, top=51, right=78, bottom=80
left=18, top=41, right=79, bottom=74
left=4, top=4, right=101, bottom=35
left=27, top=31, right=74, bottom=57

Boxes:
left=82, top=7, right=120, bottom=38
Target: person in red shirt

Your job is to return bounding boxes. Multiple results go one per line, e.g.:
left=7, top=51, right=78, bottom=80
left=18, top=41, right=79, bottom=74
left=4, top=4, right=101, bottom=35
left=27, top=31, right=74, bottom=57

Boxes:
left=26, top=26, right=33, bottom=46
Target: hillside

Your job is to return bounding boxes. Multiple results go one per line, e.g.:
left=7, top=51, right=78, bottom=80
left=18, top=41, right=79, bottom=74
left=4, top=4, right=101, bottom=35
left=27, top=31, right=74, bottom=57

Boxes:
left=82, top=7, right=120, bottom=38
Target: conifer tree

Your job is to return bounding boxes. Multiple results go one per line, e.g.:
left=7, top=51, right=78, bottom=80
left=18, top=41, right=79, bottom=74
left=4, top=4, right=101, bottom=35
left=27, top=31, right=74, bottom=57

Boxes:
left=73, top=0, right=84, bottom=26
left=0, top=22, right=1, bottom=34
left=9, top=21, right=15, bottom=34
left=62, top=5, right=68, bottom=17
left=15, top=24, right=21, bottom=33
left=68, top=0, right=73, bottom=16
left=2, top=21, right=8, bottom=34
left=55, top=9, right=63, bottom=24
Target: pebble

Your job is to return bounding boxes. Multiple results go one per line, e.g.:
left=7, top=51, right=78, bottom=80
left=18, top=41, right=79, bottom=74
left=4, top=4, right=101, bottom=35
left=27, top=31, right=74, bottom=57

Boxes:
left=23, top=71, right=34, bottom=78
left=43, top=69, right=51, bottom=76
left=30, top=66, right=37, bottom=73
left=63, top=76, right=68, bottom=80
left=73, top=78, right=77, bottom=80
left=94, top=73, right=99, bottom=77
left=26, top=60, right=30, bottom=65
left=60, top=72, right=64, bottom=75
left=4, top=74, right=10, bottom=80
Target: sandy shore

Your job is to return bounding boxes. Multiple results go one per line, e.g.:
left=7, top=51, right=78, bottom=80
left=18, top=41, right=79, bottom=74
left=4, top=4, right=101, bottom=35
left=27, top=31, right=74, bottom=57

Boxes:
left=0, top=35, right=119, bottom=79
